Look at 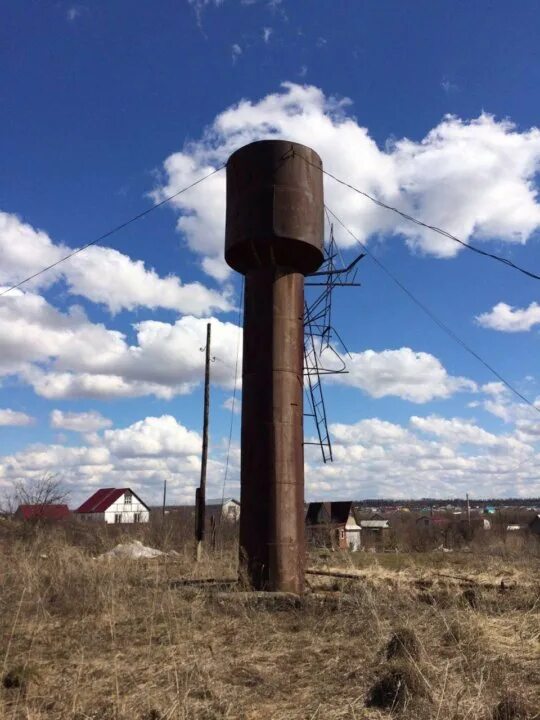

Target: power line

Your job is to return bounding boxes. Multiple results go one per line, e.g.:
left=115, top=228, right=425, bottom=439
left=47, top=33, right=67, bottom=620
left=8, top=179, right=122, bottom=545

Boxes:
left=325, top=204, right=540, bottom=415
left=293, top=150, right=540, bottom=282
left=0, top=165, right=226, bottom=298
left=220, top=276, right=244, bottom=509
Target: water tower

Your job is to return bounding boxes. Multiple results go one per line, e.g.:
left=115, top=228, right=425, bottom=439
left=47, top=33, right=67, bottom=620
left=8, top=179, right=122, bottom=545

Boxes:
left=225, top=140, right=324, bottom=594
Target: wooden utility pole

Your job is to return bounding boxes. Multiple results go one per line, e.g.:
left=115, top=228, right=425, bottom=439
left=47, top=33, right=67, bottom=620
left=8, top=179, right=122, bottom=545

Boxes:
left=466, top=492, right=471, bottom=535
left=196, top=322, right=211, bottom=561
left=162, top=477, right=167, bottom=518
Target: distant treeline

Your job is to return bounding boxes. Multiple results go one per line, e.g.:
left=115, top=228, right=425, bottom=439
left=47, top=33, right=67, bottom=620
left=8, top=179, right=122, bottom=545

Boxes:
left=355, top=498, right=540, bottom=508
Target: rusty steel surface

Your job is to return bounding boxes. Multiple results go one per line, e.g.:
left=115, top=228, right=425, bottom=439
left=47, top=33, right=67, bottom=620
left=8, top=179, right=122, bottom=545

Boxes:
left=225, top=140, right=324, bottom=594
left=239, top=268, right=305, bottom=593
left=225, top=140, right=324, bottom=276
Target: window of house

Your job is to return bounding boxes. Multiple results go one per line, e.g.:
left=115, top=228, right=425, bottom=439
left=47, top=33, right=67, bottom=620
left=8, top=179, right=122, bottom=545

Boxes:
left=114, top=513, right=122, bottom=524
left=124, top=491, right=132, bottom=505
left=133, top=512, right=141, bottom=523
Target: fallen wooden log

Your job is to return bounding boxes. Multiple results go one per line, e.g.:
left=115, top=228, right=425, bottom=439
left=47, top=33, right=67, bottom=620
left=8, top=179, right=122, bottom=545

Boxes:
left=434, top=572, right=477, bottom=584
left=169, top=577, right=237, bottom=588
left=214, top=591, right=303, bottom=609
left=306, top=568, right=366, bottom=580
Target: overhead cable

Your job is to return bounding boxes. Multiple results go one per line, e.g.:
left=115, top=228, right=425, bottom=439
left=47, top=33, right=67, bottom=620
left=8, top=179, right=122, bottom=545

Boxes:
left=293, top=151, right=540, bottom=282
left=325, top=204, right=540, bottom=415
left=0, top=165, right=226, bottom=297
left=220, top=276, right=244, bottom=511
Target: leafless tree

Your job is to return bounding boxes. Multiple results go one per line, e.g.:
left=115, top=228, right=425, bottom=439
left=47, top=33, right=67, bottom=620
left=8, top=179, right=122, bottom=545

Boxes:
left=0, top=473, right=70, bottom=514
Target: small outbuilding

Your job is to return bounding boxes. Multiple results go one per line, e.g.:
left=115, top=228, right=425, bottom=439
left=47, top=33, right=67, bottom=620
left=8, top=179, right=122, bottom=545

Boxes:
left=416, top=515, right=451, bottom=530
left=76, top=488, right=150, bottom=524
left=15, top=504, right=71, bottom=521
left=358, top=518, right=390, bottom=550
left=305, top=501, right=361, bottom=550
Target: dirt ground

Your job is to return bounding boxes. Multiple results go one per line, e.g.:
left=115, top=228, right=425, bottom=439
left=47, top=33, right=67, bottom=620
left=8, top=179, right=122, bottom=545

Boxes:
left=0, top=528, right=539, bottom=719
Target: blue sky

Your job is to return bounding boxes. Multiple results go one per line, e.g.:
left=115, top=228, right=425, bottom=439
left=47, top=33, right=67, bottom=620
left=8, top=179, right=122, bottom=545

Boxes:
left=1, top=0, right=540, bottom=506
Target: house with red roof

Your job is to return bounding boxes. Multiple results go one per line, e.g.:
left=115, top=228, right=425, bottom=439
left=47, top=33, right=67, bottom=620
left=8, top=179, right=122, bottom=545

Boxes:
left=75, top=488, right=149, bottom=524
left=15, top=504, right=71, bottom=522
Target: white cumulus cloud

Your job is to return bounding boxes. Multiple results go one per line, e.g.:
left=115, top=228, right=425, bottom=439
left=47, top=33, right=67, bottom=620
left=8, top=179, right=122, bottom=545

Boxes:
left=410, top=414, right=528, bottom=453
left=0, top=415, right=220, bottom=507
left=2, top=411, right=539, bottom=502
left=314, top=415, right=539, bottom=499
left=330, top=418, right=412, bottom=446
left=152, top=83, right=540, bottom=279
left=0, top=290, right=242, bottom=399
left=0, top=211, right=232, bottom=316
left=0, top=409, right=35, bottom=426
left=103, top=415, right=201, bottom=458
left=476, top=301, right=540, bottom=332
left=0, top=289, right=473, bottom=404
left=332, top=347, right=476, bottom=402
left=476, top=382, right=540, bottom=426
left=50, top=409, right=113, bottom=433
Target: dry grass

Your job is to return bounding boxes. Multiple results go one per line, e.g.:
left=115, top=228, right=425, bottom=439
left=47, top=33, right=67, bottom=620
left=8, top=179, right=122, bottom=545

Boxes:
left=0, top=522, right=538, bottom=719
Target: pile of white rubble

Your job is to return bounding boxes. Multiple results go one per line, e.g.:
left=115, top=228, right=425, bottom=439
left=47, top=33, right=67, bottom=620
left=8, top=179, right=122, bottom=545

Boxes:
left=100, top=540, right=165, bottom=560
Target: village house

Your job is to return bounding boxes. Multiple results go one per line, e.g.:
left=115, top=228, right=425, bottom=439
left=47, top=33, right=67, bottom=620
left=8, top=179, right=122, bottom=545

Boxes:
left=357, top=517, right=390, bottom=550
left=305, top=501, right=361, bottom=550
left=15, top=504, right=71, bottom=521
left=351, top=510, right=391, bottom=550
left=161, top=497, right=240, bottom=523
left=415, top=514, right=455, bottom=547
left=206, top=497, right=241, bottom=522
left=76, top=488, right=150, bottom=524
left=416, top=514, right=453, bottom=531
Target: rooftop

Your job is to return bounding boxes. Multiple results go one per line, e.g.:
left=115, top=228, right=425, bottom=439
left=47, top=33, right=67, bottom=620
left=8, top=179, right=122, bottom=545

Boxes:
left=16, top=504, right=71, bottom=521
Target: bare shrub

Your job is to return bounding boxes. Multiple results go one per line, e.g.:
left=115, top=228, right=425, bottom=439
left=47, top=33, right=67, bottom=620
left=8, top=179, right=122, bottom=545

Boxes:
left=492, top=693, right=530, bottom=720
left=366, top=660, right=430, bottom=711
left=1, top=473, right=69, bottom=514
left=462, top=587, right=480, bottom=609
left=386, top=627, right=421, bottom=661
left=3, top=664, right=39, bottom=694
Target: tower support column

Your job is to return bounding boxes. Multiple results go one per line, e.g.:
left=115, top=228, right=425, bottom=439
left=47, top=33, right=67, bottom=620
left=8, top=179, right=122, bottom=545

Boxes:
left=240, top=267, right=305, bottom=593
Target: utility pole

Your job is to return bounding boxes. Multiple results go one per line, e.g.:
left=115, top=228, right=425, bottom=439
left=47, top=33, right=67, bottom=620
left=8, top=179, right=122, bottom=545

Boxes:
left=195, top=322, right=211, bottom=561
left=162, top=477, right=167, bottom=518
left=466, top=492, right=471, bottom=535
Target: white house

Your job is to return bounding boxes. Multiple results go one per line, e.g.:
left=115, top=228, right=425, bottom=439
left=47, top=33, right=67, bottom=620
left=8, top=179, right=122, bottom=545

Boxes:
left=75, top=488, right=150, bottom=524
left=206, top=497, right=241, bottom=522
left=345, top=512, right=362, bottom=551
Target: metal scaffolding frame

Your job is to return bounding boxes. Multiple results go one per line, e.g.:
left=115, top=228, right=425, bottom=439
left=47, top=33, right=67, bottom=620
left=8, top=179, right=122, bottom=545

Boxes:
left=304, top=223, right=365, bottom=464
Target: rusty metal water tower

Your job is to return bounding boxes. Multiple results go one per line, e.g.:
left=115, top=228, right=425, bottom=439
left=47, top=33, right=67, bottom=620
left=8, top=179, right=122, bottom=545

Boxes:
left=225, top=140, right=324, bottom=594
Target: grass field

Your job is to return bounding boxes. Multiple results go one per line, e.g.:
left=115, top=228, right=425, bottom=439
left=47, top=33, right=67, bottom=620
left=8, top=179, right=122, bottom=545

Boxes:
left=1, top=523, right=538, bottom=719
